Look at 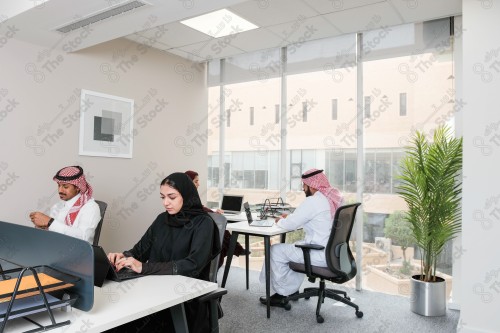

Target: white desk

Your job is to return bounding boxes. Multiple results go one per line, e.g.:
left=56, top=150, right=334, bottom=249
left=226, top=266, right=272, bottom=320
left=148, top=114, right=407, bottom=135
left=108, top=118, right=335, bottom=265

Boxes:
left=221, top=221, right=295, bottom=318
left=221, top=212, right=247, bottom=222
left=4, top=275, right=217, bottom=333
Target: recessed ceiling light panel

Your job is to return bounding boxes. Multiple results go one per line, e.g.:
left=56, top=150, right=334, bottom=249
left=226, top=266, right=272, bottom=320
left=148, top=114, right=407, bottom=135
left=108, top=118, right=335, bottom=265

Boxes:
left=181, top=9, right=258, bottom=38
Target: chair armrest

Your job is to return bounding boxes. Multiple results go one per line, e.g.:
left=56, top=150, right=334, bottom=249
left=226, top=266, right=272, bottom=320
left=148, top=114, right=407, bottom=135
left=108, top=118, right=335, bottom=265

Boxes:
left=294, top=243, right=324, bottom=251
left=294, top=243, right=324, bottom=277
left=198, top=288, right=228, bottom=331
left=197, top=288, right=227, bottom=303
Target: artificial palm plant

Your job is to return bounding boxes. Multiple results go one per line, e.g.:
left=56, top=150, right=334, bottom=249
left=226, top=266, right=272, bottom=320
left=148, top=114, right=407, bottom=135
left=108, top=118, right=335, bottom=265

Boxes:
left=397, top=126, right=462, bottom=283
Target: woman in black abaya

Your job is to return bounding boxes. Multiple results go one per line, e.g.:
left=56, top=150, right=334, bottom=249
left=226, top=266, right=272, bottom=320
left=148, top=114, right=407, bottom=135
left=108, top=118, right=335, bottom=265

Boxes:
left=105, top=172, right=221, bottom=333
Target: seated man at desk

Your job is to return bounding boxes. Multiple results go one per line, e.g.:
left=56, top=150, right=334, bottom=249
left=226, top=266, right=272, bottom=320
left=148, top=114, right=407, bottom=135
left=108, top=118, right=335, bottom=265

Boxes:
left=105, top=172, right=220, bottom=333
left=259, top=168, right=343, bottom=306
left=29, top=165, right=100, bottom=243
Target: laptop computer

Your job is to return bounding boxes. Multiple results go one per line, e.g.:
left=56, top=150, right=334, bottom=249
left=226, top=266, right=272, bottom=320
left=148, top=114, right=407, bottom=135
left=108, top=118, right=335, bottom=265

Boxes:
left=93, top=245, right=143, bottom=286
left=244, top=202, right=274, bottom=227
left=221, top=194, right=244, bottom=215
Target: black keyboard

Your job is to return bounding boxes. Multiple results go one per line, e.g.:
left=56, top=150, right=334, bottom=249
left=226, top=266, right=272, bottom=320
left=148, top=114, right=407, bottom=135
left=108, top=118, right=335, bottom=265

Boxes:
left=116, top=267, right=140, bottom=279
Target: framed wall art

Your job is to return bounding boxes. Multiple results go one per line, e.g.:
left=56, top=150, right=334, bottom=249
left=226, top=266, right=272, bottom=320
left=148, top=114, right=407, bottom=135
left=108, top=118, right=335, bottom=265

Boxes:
left=79, top=89, right=134, bottom=158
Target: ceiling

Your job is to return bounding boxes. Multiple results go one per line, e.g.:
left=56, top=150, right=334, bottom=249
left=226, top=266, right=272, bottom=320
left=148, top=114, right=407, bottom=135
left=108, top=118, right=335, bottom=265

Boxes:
left=2, top=0, right=461, bottom=63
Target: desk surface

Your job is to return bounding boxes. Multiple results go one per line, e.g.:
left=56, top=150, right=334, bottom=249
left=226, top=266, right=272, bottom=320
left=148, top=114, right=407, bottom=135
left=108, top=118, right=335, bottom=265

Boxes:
left=224, top=212, right=273, bottom=223
left=226, top=221, right=290, bottom=236
left=4, top=275, right=217, bottom=333
left=223, top=212, right=247, bottom=222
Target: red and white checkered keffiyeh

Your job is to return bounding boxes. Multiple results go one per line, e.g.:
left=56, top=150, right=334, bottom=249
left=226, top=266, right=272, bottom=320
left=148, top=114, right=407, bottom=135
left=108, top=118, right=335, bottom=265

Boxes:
left=53, top=166, right=93, bottom=226
left=302, top=168, right=343, bottom=218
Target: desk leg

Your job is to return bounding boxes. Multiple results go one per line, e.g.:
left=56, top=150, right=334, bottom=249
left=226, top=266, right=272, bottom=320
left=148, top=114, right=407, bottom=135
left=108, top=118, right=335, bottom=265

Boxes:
left=264, top=235, right=271, bottom=318
left=171, top=303, right=189, bottom=333
left=245, top=234, right=249, bottom=290
left=221, top=231, right=239, bottom=288
left=280, top=234, right=286, bottom=243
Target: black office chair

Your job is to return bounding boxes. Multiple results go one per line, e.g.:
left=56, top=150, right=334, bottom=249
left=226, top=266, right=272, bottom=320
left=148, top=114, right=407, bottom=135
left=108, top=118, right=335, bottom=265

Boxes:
left=93, top=200, right=108, bottom=246
left=287, top=203, right=363, bottom=323
left=197, top=212, right=228, bottom=333
left=207, top=212, right=228, bottom=283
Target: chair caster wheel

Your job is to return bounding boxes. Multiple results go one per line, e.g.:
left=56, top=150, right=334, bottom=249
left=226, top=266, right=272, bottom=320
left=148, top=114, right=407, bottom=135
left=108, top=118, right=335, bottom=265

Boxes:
left=356, top=311, right=363, bottom=318
left=284, top=303, right=291, bottom=310
left=316, top=315, right=324, bottom=323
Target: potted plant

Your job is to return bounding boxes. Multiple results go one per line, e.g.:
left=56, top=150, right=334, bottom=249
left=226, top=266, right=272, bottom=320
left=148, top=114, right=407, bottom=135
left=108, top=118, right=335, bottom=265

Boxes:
left=397, top=125, right=462, bottom=316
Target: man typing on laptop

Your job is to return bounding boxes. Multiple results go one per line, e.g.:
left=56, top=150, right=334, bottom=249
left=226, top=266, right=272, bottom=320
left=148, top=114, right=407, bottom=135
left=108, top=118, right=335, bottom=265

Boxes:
left=258, top=169, right=343, bottom=307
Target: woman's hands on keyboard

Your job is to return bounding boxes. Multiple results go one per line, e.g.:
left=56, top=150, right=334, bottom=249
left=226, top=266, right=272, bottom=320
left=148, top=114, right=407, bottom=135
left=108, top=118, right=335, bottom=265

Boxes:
left=113, top=254, right=143, bottom=274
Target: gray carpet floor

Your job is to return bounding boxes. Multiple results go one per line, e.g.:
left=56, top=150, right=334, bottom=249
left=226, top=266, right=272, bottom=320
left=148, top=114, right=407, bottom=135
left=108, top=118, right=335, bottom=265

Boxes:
left=217, top=266, right=459, bottom=333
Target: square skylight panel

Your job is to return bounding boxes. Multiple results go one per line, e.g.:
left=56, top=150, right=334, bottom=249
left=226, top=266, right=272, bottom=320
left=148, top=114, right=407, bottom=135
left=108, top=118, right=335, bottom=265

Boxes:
left=181, top=9, right=258, bottom=38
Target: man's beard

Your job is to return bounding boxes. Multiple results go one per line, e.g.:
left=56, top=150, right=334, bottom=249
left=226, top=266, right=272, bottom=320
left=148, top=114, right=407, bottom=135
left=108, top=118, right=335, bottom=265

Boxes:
left=304, top=188, right=312, bottom=197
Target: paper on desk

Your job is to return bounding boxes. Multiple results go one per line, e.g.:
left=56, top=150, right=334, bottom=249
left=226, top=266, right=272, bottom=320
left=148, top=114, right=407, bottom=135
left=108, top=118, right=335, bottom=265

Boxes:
left=0, top=273, right=73, bottom=303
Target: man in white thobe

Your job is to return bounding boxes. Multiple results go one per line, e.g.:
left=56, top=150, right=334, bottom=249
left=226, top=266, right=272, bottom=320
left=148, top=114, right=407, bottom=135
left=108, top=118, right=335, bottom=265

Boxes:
left=259, top=168, right=343, bottom=306
left=29, top=165, right=101, bottom=243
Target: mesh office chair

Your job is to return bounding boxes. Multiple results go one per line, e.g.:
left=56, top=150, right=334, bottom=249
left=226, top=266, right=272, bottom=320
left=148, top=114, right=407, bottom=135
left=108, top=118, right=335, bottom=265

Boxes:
left=197, top=212, right=228, bottom=333
left=207, top=212, right=228, bottom=283
left=287, top=203, right=363, bottom=323
left=93, top=200, right=108, bottom=246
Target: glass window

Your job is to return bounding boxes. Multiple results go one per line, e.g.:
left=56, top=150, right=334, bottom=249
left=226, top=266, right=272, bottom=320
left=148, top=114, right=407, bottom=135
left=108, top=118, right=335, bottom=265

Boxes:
left=400, top=92, right=407, bottom=116
left=287, top=33, right=356, bottom=75
left=362, top=17, right=454, bottom=297
left=207, top=154, right=219, bottom=188
left=215, top=81, right=279, bottom=194
left=364, top=96, right=371, bottom=118
left=243, top=170, right=254, bottom=188
left=364, top=152, right=375, bottom=193
left=332, top=98, right=338, bottom=120
left=206, top=18, right=456, bottom=299
left=224, top=49, right=281, bottom=84
left=375, top=152, right=391, bottom=193
left=255, top=170, right=268, bottom=189
left=391, top=151, right=405, bottom=193
left=326, top=149, right=344, bottom=190
left=286, top=33, right=358, bottom=206
left=207, top=59, right=221, bottom=86
left=223, top=162, right=231, bottom=188
left=269, top=151, right=279, bottom=190
left=290, top=162, right=302, bottom=191
left=302, top=101, right=308, bottom=122
left=345, top=151, right=357, bottom=193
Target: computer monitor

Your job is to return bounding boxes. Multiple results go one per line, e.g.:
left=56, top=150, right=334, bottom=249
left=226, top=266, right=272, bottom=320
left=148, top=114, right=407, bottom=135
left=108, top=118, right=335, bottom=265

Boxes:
left=220, top=195, right=244, bottom=214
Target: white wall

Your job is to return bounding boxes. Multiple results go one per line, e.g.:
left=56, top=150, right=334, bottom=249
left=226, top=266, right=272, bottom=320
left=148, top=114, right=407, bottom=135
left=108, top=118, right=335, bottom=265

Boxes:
left=0, top=37, right=208, bottom=252
left=461, top=1, right=500, bottom=332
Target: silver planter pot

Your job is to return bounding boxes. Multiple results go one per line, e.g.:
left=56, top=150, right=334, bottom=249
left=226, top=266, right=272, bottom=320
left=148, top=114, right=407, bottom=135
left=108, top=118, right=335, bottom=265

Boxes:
left=410, top=275, right=446, bottom=316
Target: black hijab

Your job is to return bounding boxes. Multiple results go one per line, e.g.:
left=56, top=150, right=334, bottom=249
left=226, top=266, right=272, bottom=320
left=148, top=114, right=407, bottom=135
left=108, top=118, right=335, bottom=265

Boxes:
left=161, top=172, right=221, bottom=261
left=161, top=172, right=208, bottom=226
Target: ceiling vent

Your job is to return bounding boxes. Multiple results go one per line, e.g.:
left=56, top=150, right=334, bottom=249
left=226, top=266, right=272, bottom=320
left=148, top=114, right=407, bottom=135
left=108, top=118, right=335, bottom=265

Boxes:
left=55, top=0, right=148, bottom=33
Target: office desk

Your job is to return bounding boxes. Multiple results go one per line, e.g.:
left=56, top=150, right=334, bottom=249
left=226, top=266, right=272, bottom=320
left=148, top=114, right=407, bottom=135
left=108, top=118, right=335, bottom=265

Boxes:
left=4, top=275, right=217, bottom=333
left=221, top=221, right=293, bottom=318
